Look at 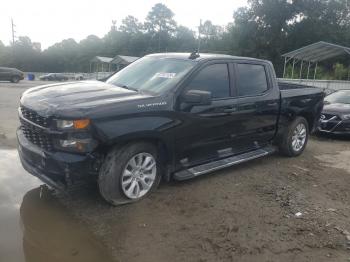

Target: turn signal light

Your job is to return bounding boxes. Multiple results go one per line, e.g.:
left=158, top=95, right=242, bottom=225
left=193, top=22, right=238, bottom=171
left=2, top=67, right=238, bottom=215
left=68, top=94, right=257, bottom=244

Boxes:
left=73, top=119, right=90, bottom=129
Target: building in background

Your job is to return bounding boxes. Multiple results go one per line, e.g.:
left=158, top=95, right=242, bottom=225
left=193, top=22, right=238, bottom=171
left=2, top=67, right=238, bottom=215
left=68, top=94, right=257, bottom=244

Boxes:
left=90, top=55, right=139, bottom=73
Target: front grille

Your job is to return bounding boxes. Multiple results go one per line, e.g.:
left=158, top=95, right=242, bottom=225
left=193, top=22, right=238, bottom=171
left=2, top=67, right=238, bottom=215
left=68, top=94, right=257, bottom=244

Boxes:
left=320, top=113, right=341, bottom=131
left=20, top=106, right=51, bottom=127
left=321, top=113, right=341, bottom=121
left=21, top=126, right=53, bottom=151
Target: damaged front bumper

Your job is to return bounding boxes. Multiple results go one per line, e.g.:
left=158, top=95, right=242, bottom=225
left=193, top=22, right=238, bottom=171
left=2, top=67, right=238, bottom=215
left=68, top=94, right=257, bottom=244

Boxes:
left=17, top=129, right=100, bottom=191
left=318, top=119, right=350, bottom=135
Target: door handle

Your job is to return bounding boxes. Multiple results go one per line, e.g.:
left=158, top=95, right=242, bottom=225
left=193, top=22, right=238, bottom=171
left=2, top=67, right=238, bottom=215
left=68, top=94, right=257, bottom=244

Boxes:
left=267, top=102, right=278, bottom=107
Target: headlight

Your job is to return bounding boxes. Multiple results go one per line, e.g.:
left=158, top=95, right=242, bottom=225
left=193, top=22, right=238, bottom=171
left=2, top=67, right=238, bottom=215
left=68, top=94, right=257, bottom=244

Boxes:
left=341, top=114, right=350, bottom=120
left=58, top=138, right=97, bottom=152
left=57, top=119, right=90, bottom=130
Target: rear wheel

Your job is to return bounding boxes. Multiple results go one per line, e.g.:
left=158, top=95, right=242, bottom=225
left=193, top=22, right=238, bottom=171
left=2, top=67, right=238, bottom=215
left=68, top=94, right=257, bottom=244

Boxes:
left=279, top=117, right=309, bottom=157
left=11, top=76, right=20, bottom=83
left=98, top=142, right=161, bottom=205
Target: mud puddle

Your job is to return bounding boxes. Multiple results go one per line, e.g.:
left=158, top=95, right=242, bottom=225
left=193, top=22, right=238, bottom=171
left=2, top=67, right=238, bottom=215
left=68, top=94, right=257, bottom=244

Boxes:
left=0, top=149, right=114, bottom=262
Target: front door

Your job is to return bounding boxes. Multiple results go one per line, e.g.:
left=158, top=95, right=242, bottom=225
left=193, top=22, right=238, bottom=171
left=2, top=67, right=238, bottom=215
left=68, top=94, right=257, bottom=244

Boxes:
left=174, top=62, right=237, bottom=167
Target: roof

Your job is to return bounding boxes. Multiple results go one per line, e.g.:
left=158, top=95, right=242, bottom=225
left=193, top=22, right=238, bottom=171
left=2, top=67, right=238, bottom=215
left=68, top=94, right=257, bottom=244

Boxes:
left=0, top=66, right=22, bottom=72
left=90, top=56, right=114, bottom=63
left=282, top=41, right=350, bottom=62
left=111, top=55, right=139, bottom=65
left=146, top=53, right=268, bottom=63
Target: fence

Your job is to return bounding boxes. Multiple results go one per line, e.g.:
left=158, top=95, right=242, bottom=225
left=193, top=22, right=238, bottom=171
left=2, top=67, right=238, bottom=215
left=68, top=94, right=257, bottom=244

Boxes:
left=24, top=72, right=112, bottom=80
left=278, top=78, right=350, bottom=91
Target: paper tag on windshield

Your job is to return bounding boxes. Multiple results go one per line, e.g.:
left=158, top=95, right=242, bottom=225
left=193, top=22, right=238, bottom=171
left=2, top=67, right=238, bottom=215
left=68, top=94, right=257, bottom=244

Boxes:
left=152, top=72, right=176, bottom=79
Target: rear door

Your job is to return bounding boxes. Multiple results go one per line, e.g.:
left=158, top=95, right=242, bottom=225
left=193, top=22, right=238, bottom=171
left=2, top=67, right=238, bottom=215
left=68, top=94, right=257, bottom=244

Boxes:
left=0, top=68, right=8, bottom=80
left=230, top=61, right=280, bottom=149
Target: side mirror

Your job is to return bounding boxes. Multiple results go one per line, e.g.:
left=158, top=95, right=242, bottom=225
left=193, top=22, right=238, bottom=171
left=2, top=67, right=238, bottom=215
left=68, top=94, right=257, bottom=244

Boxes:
left=181, top=90, right=212, bottom=106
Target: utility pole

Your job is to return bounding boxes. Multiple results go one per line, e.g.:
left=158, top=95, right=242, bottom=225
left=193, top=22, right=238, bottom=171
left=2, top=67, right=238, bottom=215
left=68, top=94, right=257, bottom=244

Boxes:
left=11, top=18, right=16, bottom=45
left=198, top=19, right=202, bottom=53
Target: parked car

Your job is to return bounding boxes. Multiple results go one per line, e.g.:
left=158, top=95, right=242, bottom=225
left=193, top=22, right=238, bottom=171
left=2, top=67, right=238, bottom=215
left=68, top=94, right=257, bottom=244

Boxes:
left=318, top=89, right=350, bottom=134
left=98, top=72, right=116, bottom=82
left=75, top=74, right=85, bottom=81
left=17, top=53, right=324, bottom=205
left=39, top=73, right=68, bottom=81
left=0, top=67, right=24, bottom=83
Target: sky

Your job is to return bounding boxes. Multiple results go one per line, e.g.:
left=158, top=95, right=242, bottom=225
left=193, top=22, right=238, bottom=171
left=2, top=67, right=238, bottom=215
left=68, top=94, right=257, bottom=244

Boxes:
left=0, top=0, right=247, bottom=50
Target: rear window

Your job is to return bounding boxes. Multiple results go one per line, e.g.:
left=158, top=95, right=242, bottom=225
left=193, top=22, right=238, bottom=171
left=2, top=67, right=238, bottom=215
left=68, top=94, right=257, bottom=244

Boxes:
left=236, top=64, right=268, bottom=96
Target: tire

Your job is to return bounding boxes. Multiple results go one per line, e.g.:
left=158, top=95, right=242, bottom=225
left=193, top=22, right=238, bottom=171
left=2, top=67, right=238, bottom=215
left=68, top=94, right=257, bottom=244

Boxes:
left=11, top=76, right=20, bottom=83
left=98, top=142, right=161, bottom=205
left=279, top=117, right=309, bottom=157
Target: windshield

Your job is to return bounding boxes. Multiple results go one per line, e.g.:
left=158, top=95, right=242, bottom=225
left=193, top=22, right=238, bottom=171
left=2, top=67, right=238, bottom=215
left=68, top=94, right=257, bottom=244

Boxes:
left=325, top=90, right=350, bottom=104
left=106, top=56, right=196, bottom=94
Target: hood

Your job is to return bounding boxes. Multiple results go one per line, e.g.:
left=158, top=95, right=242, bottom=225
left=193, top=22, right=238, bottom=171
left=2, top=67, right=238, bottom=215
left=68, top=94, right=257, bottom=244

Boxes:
left=21, top=80, right=154, bottom=117
left=323, top=102, right=350, bottom=115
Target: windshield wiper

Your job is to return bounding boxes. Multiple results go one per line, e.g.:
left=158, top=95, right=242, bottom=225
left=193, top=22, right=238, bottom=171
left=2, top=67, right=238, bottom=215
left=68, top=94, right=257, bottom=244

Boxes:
left=116, top=83, right=138, bottom=92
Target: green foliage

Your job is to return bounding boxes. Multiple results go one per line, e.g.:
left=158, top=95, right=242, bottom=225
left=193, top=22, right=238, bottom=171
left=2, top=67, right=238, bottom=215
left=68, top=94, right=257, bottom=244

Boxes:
left=119, top=16, right=143, bottom=34
left=145, top=3, right=176, bottom=34
left=0, top=1, right=349, bottom=75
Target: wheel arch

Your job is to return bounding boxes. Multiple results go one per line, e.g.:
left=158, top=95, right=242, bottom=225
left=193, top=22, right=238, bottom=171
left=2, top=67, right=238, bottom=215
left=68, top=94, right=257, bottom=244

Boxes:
left=297, top=111, right=315, bottom=132
left=99, top=134, right=174, bottom=181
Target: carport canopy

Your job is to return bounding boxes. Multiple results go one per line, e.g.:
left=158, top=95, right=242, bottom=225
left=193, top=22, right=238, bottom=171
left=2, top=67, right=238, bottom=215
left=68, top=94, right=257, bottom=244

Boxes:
left=281, top=41, right=350, bottom=79
left=90, top=56, right=115, bottom=72
left=111, top=55, right=139, bottom=65
left=90, top=56, right=114, bottom=64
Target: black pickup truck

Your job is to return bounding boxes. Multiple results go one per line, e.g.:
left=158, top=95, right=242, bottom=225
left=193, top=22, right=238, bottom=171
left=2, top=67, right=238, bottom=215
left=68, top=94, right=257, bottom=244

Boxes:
left=17, top=53, right=324, bottom=205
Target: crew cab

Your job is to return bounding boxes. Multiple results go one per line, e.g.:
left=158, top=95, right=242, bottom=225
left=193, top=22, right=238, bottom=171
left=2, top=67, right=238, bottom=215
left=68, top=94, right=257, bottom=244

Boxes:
left=17, top=53, right=324, bottom=205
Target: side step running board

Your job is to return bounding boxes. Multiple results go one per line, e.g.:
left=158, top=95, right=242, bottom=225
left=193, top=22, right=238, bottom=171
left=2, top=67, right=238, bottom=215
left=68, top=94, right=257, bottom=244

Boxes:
left=173, top=146, right=276, bottom=181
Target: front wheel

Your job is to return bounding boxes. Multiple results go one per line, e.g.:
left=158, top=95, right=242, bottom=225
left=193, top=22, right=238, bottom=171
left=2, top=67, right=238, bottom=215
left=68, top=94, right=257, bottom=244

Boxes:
left=11, top=76, right=20, bottom=83
left=98, top=142, right=161, bottom=205
left=279, top=117, right=309, bottom=157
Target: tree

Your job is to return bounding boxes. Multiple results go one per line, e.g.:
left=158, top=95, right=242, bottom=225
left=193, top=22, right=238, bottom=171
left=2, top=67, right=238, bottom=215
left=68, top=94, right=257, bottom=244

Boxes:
left=228, top=0, right=303, bottom=75
left=199, top=20, right=218, bottom=39
left=145, top=3, right=177, bottom=51
left=172, top=26, right=197, bottom=51
left=0, top=0, right=349, bottom=75
left=145, top=3, right=176, bottom=34
left=119, top=16, right=143, bottom=34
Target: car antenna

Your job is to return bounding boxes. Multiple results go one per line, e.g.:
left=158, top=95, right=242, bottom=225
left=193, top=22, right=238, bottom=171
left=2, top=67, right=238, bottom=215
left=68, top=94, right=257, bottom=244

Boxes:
left=188, top=19, right=202, bottom=60
left=189, top=50, right=200, bottom=59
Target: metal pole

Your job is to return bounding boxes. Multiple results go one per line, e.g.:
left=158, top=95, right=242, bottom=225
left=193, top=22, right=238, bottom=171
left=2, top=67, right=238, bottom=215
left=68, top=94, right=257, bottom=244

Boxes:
left=282, top=57, right=287, bottom=78
left=291, top=59, right=296, bottom=79
left=11, top=18, right=15, bottom=45
left=198, top=19, right=202, bottom=53
left=313, top=62, right=318, bottom=80
left=306, top=61, right=311, bottom=79
left=299, top=60, right=303, bottom=80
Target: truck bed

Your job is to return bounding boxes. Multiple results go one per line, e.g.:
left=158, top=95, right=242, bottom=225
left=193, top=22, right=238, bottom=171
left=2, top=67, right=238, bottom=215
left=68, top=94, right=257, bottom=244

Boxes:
left=278, top=81, right=314, bottom=90
left=279, top=81, right=324, bottom=99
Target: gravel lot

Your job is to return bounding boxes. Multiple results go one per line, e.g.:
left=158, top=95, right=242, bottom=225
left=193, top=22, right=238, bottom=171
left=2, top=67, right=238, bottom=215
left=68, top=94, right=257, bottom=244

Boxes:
left=1, top=80, right=350, bottom=262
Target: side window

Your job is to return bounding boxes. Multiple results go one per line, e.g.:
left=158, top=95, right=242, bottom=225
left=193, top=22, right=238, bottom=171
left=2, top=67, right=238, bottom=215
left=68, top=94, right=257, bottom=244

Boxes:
left=186, top=64, right=230, bottom=99
left=236, top=64, right=268, bottom=96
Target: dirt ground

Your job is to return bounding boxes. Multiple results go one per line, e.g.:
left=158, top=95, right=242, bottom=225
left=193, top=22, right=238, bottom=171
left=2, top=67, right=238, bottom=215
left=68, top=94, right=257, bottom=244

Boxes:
left=1, top=81, right=350, bottom=262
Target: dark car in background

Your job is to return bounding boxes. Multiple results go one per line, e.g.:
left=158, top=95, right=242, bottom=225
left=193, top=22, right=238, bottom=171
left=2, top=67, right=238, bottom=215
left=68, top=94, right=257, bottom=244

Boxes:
left=39, top=73, right=69, bottom=81
left=318, top=90, right=350, bottom=134
left=0, top=67, right=24, bottom=83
